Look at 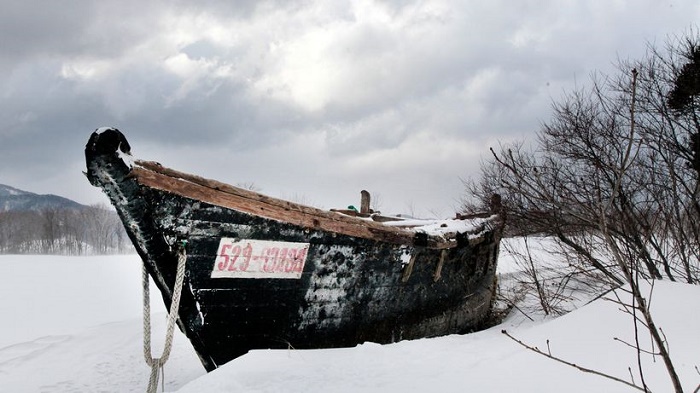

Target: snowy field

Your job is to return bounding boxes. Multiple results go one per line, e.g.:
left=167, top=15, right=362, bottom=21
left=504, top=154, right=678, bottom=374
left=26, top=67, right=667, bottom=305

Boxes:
left=0, top=243, right=698, bottom=392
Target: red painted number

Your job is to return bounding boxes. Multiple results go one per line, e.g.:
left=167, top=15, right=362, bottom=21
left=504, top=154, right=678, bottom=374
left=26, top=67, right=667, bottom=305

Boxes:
left=227, top=245, right=242, bottom=271
left=240, top=243, right=252, bottom=271
left=218, top=242, right=307, bottom=274
left=217, top=244, right=232, bottom=271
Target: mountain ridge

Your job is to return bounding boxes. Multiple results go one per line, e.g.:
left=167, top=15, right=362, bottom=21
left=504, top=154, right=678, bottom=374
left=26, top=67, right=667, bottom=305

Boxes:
left=0, top=184, right=86, bottom=212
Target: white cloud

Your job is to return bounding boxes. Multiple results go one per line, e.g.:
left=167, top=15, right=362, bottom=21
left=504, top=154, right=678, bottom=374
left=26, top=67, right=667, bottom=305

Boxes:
left=343, top=131, right=482, bottom=173
left=2, top=0, right=700, bottom=214
left=249, top=0, right=459, bottom=113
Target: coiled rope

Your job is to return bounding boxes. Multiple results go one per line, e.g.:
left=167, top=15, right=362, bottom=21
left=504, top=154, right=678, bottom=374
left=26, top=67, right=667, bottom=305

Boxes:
left=143, top=243, right=187, bottom=393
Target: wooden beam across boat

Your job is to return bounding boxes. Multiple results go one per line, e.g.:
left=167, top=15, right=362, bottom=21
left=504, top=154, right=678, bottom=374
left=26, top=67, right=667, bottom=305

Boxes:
left=131, top=159, right=490, bottom=249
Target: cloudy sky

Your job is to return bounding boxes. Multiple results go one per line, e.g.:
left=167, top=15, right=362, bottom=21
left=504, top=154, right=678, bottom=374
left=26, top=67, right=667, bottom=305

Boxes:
left=1, top=0, right=698, bottom=216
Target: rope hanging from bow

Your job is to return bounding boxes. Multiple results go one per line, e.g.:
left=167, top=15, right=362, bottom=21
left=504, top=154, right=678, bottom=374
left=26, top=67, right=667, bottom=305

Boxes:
left=143, top=243, right=187, bottom=393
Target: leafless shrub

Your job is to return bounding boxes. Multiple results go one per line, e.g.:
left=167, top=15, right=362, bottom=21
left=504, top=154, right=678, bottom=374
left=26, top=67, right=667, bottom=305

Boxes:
left=465, top=31, right=700, bottom=392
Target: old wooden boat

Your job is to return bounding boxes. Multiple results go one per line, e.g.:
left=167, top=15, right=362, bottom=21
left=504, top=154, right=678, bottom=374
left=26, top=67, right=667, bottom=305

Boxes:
left=85, top=127, right=504, bottom=371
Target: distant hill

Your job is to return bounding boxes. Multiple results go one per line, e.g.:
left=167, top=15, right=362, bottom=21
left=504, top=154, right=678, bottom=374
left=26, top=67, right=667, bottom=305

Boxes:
left=0, top=184, right=86, bottom=212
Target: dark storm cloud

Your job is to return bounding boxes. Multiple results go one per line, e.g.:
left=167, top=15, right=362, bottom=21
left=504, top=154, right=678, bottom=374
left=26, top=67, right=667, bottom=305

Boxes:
left=1, top=0, right=699, bottom=214
left=0, top=1, right=94, bottom=60
left=0, top=0, right=171, bottom=70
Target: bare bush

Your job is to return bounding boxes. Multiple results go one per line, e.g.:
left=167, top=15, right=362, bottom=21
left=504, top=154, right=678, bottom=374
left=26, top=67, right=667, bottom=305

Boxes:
left=465, top=31, right=700, bottom=392
left=465, top=32, right=700, bottom=286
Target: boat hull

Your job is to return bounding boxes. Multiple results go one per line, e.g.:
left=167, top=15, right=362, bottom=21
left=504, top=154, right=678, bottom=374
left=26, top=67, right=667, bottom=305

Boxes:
left=85, top=128, right=502, bottom=371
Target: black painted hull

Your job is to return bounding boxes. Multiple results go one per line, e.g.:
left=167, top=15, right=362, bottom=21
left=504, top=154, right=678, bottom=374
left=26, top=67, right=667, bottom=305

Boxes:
left=85, top=129, right=503, bottom=371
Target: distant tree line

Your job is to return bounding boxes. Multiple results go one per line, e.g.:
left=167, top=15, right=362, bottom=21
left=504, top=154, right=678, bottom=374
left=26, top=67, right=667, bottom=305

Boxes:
left=0, top=205, right=132, bottom=255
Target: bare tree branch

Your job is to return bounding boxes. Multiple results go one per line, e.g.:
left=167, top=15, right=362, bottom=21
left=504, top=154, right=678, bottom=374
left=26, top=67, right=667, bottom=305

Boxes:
left=501, top=329, right=647, bottom=392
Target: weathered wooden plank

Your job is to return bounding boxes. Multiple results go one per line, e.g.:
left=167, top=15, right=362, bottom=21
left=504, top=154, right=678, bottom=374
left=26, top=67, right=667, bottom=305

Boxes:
left=131, top=161, right=497, bottom=249
left=132, top=166, right=419, bottom=245
left=134, top=160, right=401, bottom=231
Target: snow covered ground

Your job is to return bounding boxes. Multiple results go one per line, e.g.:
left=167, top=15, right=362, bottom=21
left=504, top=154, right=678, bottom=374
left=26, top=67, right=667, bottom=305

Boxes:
left=0, top=244, right=698, bottom=392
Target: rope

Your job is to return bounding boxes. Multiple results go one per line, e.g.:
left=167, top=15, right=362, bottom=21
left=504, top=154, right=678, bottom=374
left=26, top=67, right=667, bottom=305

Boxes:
left=143, top=243, right=188, bottom=393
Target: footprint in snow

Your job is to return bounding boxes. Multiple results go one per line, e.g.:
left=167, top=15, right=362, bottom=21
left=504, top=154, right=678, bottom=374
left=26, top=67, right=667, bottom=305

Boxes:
left=0, top=335, right=72, bottom=367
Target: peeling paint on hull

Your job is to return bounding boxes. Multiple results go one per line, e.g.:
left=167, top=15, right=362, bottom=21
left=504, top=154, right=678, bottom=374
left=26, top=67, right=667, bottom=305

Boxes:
left=85, top=128, right=503, bottom=372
